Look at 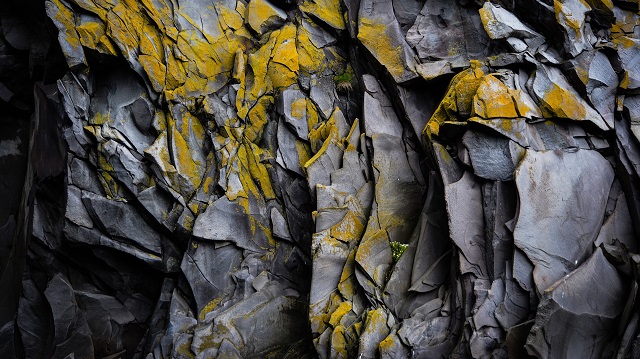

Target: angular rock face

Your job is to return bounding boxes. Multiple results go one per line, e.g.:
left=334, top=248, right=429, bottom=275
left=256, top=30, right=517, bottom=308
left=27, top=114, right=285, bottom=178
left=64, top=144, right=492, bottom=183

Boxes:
left=1, top=0, right=640, bottom=358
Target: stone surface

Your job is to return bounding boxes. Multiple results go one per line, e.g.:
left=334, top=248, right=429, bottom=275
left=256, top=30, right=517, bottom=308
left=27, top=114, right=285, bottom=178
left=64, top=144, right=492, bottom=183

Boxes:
left=1, top=0, right=640, bottom=358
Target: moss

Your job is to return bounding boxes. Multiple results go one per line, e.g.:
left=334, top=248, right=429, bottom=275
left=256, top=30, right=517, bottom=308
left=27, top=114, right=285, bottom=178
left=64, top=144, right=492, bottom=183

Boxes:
left=199, top=297, right=223, bottom=320
left=329, top=301, right=353, bottom=327
left=176, top=340, right=196, bottom=359
left=389, top=241, right=408, bottom=262
left=334, top=66, right=355, bottom=93
left=357, top=17, right=408, bottom=81
left=333, top=65, right=354, bottom=84
left=300, top=0, right=345, bottom=30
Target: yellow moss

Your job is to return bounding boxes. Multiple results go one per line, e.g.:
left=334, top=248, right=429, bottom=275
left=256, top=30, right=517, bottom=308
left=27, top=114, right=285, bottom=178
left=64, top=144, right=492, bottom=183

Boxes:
left=171, top=126, right=203, bottom=190
left=139, top=0, right=171, bottom=30
left=49, top=0, right=82, bottom=51
left=199, top=297, right=223, bottom=320
left=478, top=5, right=494, bottom=37
left=472, top=75, right=518, bottom=118
left=76, top=19, right=118, bottom=55
left=295, top=140, right=312, bottom=170
left=245, top=95, right=273, bottom=143
left=337, top=249, right=358, bottom=299
left=202, top=176, right=215, bottom=195
left=329, top=302, right=352, bottom=327
left=297, top=22, right=327, bottom=75
left=217, top=4, right=244, bottom=31
left=269, top=24, right=299, bottom=88
left=378, top=335, right=395, bottom=352
left=306, top=99, right=320, bottom=134
left=540, top=83, right=586, bottom=120
left=243, top=142, right=276, bottom=199
left=330, top=211, right=365, bottom=243
left=177, top=340, right=196, bottom=359
left=453, top=67, right=485, bottom=116
left=246, top=0, right=282, bottom=34
left=357, top=18, right=407, bottom=81
left=620, top=72, right=631, bottom=90
left=107, top=2, right=145, bottom=58
left=307, top=123, right=328, bottom=153
left=98, top=169, right=121, bottom=200
left=243, top=31, right=277, bottom=113
left=353, top=321, right=363, bottom=335
left=139, top=54, right=166, bottom=92
left=91, top=112, right=109, bottom=125
left=299, top=0, right=345, bottom=30
left=291, top=97, right=307, bottom=119
left=423, top=67, right=485, bottom=140
left=176, top=31, right=235, bottom=91
left=330, top=325, right=349, bottom=357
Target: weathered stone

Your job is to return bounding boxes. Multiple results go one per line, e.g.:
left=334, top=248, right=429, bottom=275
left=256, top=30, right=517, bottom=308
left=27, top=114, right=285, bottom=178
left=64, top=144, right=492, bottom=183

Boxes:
left=513, top=149, right=614, bottom=294
left=246, top=0, right=287, bottom=35
left=358, top=0, right=417, bottom=82
left=480, top=2, right=541, bottom=41
left=4, top=1, right=640, bottom=358
left=526, top=248, right=628, bottom=359
left=531, top=64, right=609, bottom=130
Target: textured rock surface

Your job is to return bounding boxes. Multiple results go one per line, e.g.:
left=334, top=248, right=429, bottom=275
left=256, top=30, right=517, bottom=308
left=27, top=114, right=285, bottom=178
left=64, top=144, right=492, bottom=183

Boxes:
left=1, top=0, right=640, bottom=358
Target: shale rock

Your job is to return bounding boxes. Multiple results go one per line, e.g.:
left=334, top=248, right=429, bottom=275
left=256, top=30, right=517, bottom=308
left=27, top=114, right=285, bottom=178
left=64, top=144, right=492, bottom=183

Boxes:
left=1, top=0, right=640, bottom=358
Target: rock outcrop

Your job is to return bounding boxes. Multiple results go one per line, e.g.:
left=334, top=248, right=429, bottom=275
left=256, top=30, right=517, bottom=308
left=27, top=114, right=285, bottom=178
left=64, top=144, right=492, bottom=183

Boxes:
left=1, top=0, right=640, bottom=358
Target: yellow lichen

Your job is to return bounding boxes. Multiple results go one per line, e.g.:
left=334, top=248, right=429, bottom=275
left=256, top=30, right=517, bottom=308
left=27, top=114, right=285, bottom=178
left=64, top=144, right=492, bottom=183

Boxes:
left=246, top=0, right=284, bottom=34
left=297, top=22, right=328, bottom=76
left=300, top=0, right=345, bottom=30
left=539, top=83, right=587, bottom=120
left=199, top=297, right=223, bottom=320
left=357, top=18, right=409, bottom=81
left=291, top=97, right=307, bottom=119
left=329, top=302, right=353, bottom=327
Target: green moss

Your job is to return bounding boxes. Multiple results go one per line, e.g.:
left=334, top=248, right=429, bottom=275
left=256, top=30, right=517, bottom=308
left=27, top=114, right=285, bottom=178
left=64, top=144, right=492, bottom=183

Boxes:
left=334, top=65, right=354, bottom=84
left=390, top=241, right=408, bottom=262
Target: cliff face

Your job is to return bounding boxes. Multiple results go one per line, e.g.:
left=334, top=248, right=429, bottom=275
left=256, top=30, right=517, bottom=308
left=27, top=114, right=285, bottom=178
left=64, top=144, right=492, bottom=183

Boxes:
left=1, top=0, right=640, bottom=358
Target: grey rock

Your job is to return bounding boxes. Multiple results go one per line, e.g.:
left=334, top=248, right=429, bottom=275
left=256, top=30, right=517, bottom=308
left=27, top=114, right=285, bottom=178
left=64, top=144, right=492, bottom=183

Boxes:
left=358, top=0, right=418, bottom=82
left=81, top=191, right=162, bottom=256
left=4, top=1, right=640, bottom=358
left=479, top=3, right=541, bottom=41
left=526, top=248, right=628, bottom=359
left=514, top=149, right=614, bottom=294
left=44, top=275, right=95, bottom=359
left=192, top=196, right=268, bottom=251
left=444, top=169, right=487, bottom=278
left=463, top=130, right=517, bottom=181
left=181, top=240, right=244, bottom=317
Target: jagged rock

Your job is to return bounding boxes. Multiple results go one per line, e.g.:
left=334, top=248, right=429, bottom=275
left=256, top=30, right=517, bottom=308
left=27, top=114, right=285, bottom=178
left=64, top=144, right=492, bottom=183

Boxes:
left=479, top=3, right=540, bottom=41
left=526, top=248, right=629, bottom=358
left=246, top=0, right=287, bottom=35
left=45, top=275, right=95, bottom=358
left=358, top=0, right=417, bottom=82
left=531, top=63, right=610, bottom=130
left=513, top=149, right=615, bottom=294
left=2, top=0, right=640, bottom=358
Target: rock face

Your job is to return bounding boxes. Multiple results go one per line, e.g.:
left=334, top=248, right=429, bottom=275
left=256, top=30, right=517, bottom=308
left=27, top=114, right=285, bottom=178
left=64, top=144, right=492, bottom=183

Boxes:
left=1, top=0, right=640, bottom=358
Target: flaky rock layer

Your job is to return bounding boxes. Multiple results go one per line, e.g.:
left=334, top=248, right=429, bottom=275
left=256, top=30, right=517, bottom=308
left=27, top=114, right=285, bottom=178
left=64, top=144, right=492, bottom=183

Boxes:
left=1, top=0, right=640, bottom=358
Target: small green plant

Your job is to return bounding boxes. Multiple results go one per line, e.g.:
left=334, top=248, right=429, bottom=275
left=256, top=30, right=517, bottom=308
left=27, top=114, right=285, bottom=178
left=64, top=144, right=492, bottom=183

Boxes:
left=334, top=65, right=354, bottom=93
left=334, top=70, right=353, bottom=83
left=390, top=241, right=408, bottom=262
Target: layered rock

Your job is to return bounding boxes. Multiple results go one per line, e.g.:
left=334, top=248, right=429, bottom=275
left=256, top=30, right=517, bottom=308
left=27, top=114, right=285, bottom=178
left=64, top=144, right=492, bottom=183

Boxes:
left=0, top=0, right=640, bottom=358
